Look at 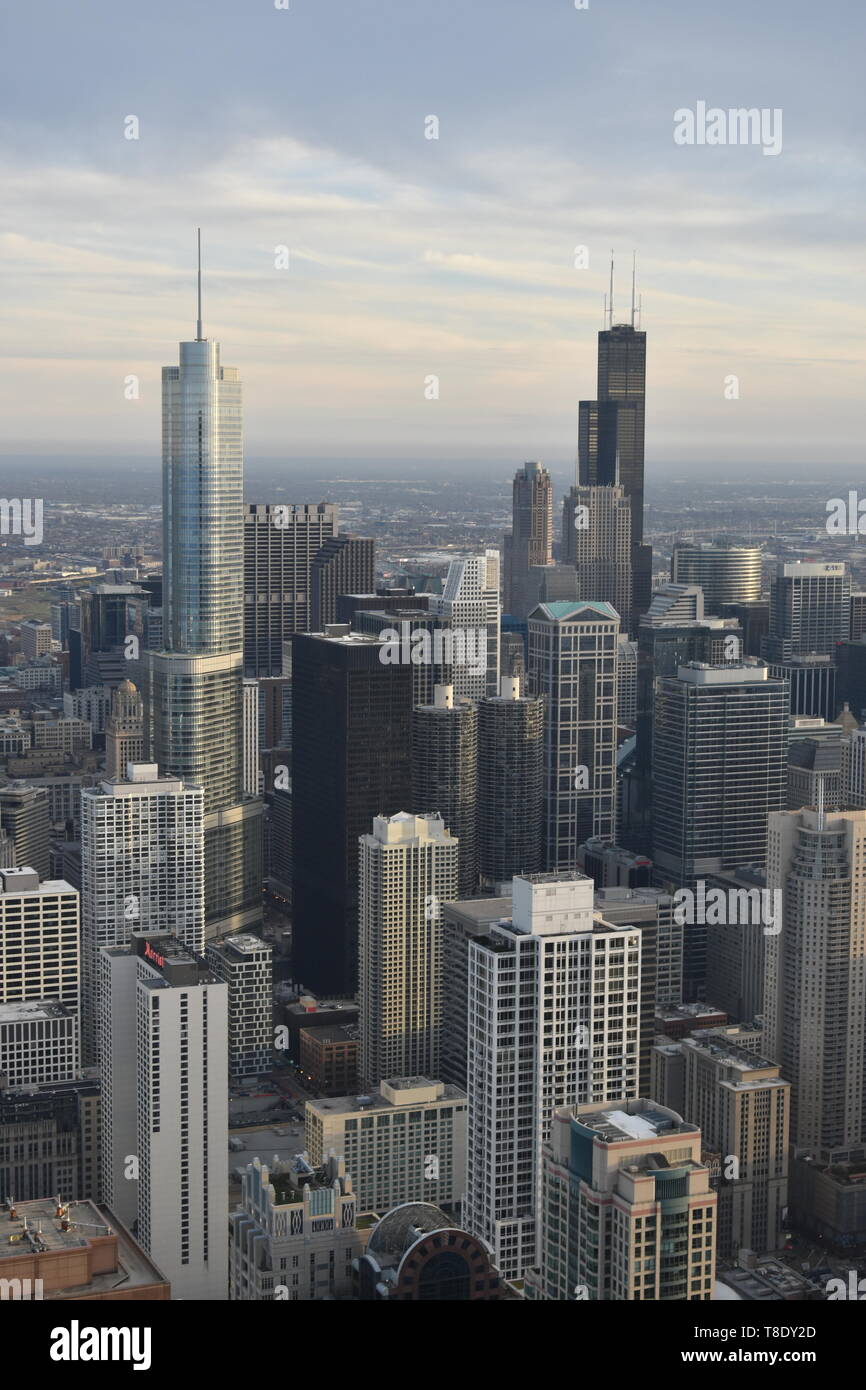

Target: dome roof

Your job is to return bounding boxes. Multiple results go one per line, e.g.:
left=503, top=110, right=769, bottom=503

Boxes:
left=367, top=1203, right=452, bottom=1258
left=117, top=679, right=137, bottom=694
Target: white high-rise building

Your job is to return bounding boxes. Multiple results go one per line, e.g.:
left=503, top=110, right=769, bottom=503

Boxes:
left=430, top=550, right=501, bottom=699
left=463, top=871, right=641, bottom=1281
left=358, top=812, right=458, bottom=1089
left=765, top=806, right=866, bottom=1154
left=80, top=762, right=204, bottom=1062
left=99, top=933, right=229, bottom=1301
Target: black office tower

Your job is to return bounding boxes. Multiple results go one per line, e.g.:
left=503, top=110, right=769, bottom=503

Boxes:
left=291, top=627, right=413, bottom=995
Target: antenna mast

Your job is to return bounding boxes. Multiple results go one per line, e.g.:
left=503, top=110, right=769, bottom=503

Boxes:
left=608, top=250, right=614, bottom=328
left=196, top=228, right=203, bottom=341
left=631, top=251, right=636, bottom=327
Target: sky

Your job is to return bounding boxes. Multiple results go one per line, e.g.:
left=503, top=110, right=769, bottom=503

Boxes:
left=1, top=0, right=865, bottom=468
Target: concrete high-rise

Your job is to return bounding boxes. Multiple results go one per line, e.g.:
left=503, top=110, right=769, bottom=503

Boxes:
left=80, top=761, right=204, bottom=1062
left=358, top=812, right=458, bottom=1089
left=411, top=685, right=477, bottom=897
left=205, top=932, right=273, bottom=1082
left=527, top=600, right=619, bottom=868
left=503, top=461, right=553, bottom=620
left=530, top=1100, right=717, bottom=1301
left=476, top=676, right=544, bottom=888
left=291, top=628, right=413, bottom=995
left=99, top=932, right=228, bottom=1300
left=311, top=535, right=375, bottom=631
left=765, top=807, right=866, bottom=1154
left=681, top=1034, right=790, bottom=1258
left=429, top=551, right=501, bottom=699
left=105, top=678, right=144, bottom=778
left=243, top=502, right=338, bottom=677
left=143, top=253, right=263, bottom=940
left=563, top=483, right=632, bottom=634
left=462, top=871, right=641, bottom=1279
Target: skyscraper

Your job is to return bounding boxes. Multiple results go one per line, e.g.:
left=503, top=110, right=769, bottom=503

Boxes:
left=80, top=761, right=204, bottom=1062
left=765, top=560, right=851, bottom=662
left=765, top=806, right=866, bottom=1154
left=562, top=483, right=632, bottom=634
left=530, top=1100, right=717, bottom=1301
left=527, top=600, right=619, bottom=868
left=291, top=628, right=413, bottom=995
left=578, top=277, right=650, bottom=618
left=672, top=542, right=762, bottom=611
left=429, top=551, right=501, bottom=699
left=143, top=243, right=263, bottom=939
left=105, top=678, right=144, bottom=778
left=653, top=661, right=789, bottom=997
left=462, top=871, right=641, bottom=1279
left=358, top=812, right=458, bottom=1089
left=0, top=781, right=50, bottom=879
left=476, top=676, right=544, bottom=887
left=503, top=461, right=553, bottom=620
left=243, top=502, right=338, bottom=677
left=411, top=686, right=477, bottom=897
left=311, top=535, right=376, bottom=631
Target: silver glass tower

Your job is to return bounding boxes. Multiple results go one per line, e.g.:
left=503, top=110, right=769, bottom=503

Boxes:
left=144, top=235, right=262, bottom=937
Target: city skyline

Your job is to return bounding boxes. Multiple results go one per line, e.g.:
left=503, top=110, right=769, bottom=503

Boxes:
left=2, top=0, right=865, bottom=464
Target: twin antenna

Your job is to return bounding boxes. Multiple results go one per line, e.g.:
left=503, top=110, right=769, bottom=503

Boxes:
left=603, top=251, right=640, bottom=329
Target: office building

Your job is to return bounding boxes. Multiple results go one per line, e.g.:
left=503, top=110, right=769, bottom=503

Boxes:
left=463, top=872, right=641, bottom=1279
left=563, top=483, right=632, bottom=634
left=476, top=677, right=544, bottom=888
left=768, top=653, right=837, bottom=721
left=411, top=685, right=477, bottom=897
left=0, top=867, right=79, bottom=1013
left=355, top=607, right=455, bottom=705
left=19, top=619, right=54, bottom=660
left=429, top=551, right=501, bottom=699
left=291, top=628, right=413, bottom=996
left=298, top=1024, right=358, bottom=1095
left=671, top=542, right=762, bottom=610
left=310, top=535, right=375, bottom=631
left=306, top=1077, right=467, bottom=1215
left=244, top=501, right=338, bottom=677
left=0, top=1079, right=99, bottom=1206
left=104, top=678, right=144, bottom=778
left=681, top=1034, right=789, bottom=1258
left=0, top=782, right=50, bottom=880
left=765, top=561, right=851, bottom=662
left=530, top=1099, right=716, bottom=1301
left=528, top=601, right=619, bottom=869
left=143, top=281, right=263, bottom=940
left=242, top=677, right=260, bottom=796
left=0, top=1001, right=78, bottom=1088
left=205, top=932, right=272, bottom=1082
left=358, top=812, right=457, bottom=1088
left=653, top=662, right=788, bottom=997
left=703, top=866, right=770, bottom=1024
left=229, top=1154, right=363, bottom=1301
left=503, top=460, right=553, bottom=620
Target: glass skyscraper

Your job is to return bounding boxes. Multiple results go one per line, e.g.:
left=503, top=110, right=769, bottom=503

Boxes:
left=144, top=264, right=262, bottom=937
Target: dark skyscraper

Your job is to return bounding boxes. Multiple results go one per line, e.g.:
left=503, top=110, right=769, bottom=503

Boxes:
left=411, top=685, right=478, bottom=897
left=578, top=264, right=650, bottom=618
left=291, top=628, right=413, bottom=995
left=311, top=535, right=376, bottom=631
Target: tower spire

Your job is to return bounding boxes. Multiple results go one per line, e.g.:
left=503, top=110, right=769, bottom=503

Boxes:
left=608, top=250, right=614, bottom=329
left=631, top=251, right=636, bottom=327
left=196, top=228, right=203, bottom=341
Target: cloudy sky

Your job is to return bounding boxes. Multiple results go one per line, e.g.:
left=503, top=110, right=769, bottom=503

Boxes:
left=1, top=0, right=864, bottom=467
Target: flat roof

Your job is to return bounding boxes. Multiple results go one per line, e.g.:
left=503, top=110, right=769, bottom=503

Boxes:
left=0, top=1198, right=168, bottom=1294
left=309, top=1083, right=466, bottom=1118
